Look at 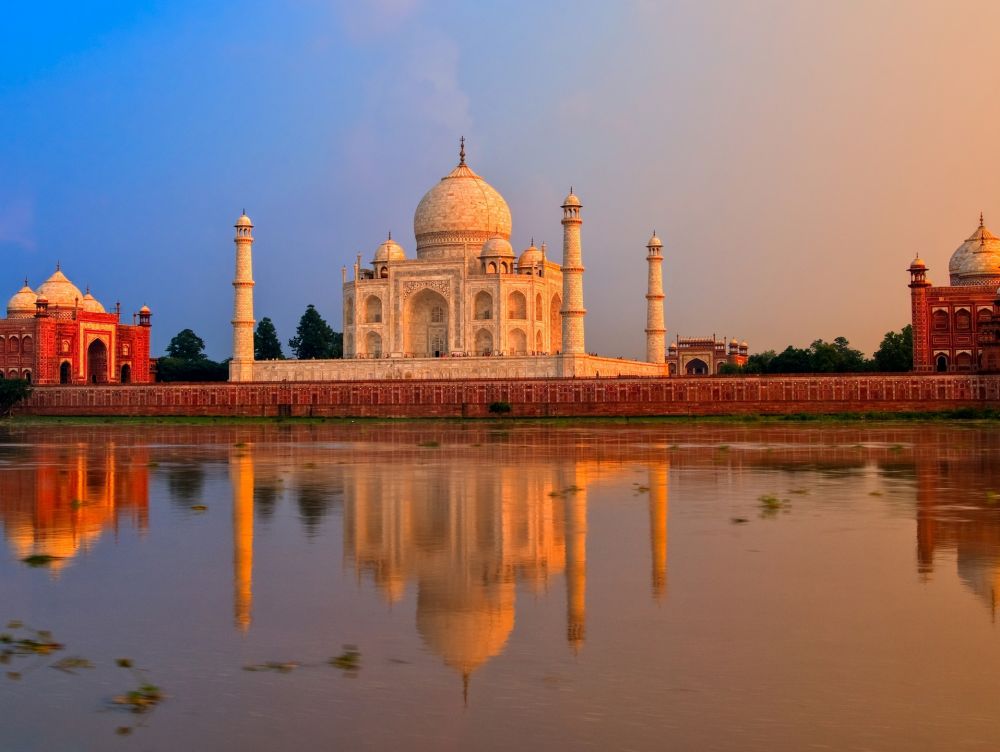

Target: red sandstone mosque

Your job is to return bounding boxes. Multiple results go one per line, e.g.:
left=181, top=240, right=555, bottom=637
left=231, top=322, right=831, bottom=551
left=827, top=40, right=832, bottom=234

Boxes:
left=0, top=266, right=153, bottom=385
left=910, top=214, right=1000, bottom=372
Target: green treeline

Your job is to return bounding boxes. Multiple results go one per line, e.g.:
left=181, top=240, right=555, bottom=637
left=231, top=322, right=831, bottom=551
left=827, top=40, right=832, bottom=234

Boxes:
left=157, top=305, right=342, bottom=382
left=720, top=326, right=913, bottom=375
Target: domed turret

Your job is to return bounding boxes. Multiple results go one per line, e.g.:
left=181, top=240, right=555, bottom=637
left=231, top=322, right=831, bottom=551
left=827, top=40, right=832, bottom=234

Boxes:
left=480, top=234, right=515, bottom=273
left=6, top=279, right=36, bottom=319
left=35, top=266, right=84, bottom=310
left=562, top=188, right=581, bottom=208
left=373, top=233, right=407, bottom=263
left=413, top=138, right=512, bottom=261
left=647, top=231, right=662, bottom=249
left=80, top=288, right=106, bottom=314
left=518, top=239, right=543, bottom=271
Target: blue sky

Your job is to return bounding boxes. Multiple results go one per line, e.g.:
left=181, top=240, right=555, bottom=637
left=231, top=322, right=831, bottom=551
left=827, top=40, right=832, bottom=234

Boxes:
left=3, top=1, right=999, bottom=359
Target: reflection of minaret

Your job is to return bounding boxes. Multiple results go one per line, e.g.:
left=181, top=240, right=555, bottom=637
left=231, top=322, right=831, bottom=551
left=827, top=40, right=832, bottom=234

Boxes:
left=565, top=474, right=587, bottom=653
left=648, top=462, right=669, bottom=602
left=914, top=456, right=937, bottom=579
left=231, top=447, right=254, bottom=633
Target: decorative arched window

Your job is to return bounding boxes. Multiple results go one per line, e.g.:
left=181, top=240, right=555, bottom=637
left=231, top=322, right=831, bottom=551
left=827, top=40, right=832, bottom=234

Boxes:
left=932, top=310, right=949, bottom=332
left=488, top=262, right=497, bottom=274
left=61, top=339, right=71, bottom=353
left=535, top=293, right=543, bottom=320
left=508, top=291, right=527, bottom=320
left=21, top=336, right=32, bottom=354
left=22, top=370, right=31, bottom=384
left=431, top=306, right=444, bottom=323
left=935, top=353, right=948, bottom=372
left=8, top=336, right=18, bottom=354
left=955, top=309, right=972, bottom=331
left=345, top=297, right=354, bottom=326
left=379, top=266, right=388, bottom=279
left=978, top=308, right=993, bottom=325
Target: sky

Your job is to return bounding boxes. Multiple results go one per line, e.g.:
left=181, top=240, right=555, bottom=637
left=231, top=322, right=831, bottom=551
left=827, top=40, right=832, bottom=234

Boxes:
left=2, top=0, right=999, bottom=360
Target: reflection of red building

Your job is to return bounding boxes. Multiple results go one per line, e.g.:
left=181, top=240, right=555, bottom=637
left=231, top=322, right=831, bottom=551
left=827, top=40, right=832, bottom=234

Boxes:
left=1, top=266, right=152, bottom=385
left=0, top=442, right=149, bottom=573
left=909, top=215, right=1000, bottom=372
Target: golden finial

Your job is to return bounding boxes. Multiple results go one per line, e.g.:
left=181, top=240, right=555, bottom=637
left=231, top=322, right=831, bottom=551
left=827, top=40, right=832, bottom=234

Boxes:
left=981, top=212, right=985, bottom=228
left=56, top=260, right=60, bottom=272
left=459, top=136, right=466, bottom=166
left=387, top=230, right=392, bottom=241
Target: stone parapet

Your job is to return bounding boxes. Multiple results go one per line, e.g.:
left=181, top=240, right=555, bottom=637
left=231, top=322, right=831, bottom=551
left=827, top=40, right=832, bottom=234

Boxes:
left=17, top=374, right=1000, bottom=419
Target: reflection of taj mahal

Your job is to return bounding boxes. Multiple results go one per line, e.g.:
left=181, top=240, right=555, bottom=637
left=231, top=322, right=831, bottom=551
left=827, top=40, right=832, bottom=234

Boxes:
left=229, top=140, right=671, bottom=381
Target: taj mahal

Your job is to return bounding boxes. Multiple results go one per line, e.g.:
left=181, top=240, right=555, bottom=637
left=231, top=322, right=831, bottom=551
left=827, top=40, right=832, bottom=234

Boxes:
left=230, top=139, right=670, bottom=382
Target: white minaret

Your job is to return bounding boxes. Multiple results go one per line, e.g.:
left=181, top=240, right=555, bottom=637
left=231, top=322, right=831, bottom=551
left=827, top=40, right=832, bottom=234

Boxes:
left=560, top=189, right=586, bottom=355
left=645, top=231, right=665, bottom=364
left=230, top=211, right=256, bottom=382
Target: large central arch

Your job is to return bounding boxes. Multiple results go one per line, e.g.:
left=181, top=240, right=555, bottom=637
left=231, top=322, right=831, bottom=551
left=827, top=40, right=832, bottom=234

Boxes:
left=87, top=339, right=109, bottom=383
left=405, top=288, right=449, bottom=357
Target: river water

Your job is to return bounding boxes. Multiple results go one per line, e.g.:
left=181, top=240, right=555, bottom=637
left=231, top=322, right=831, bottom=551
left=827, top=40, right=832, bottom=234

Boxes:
left=2, top=421, right=1000, bottom=751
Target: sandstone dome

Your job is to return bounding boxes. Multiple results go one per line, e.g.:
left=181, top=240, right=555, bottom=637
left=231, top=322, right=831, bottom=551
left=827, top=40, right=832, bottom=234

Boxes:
left=518, top=241, right=543, bottom=269
left=647, top=231, right=662, bottom=248
left=413, top=148, right=512, bottom=260
left=373, top=235, right=407, bottom=263
left=35, top=268, right=84, bottom=309
left=81, top=290, right=106, bottom=314
left=6, top=281, right=36, bottom=318
left=950, top=217, right=1000, bottom=285
left=479, top=234, right=515, bottom=259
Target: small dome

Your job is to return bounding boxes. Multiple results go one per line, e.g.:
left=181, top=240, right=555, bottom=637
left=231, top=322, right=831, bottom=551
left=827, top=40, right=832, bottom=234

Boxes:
left=668, top=343, right=678, bottom=351
left=35, top=268, right=84, bottom=309
left=647, top=231, right=662, bottom=248
left=373, top=236, right=407, bottom=263
left=909, top=256, right=926, bottom=269
left=81, top=290, right=105, bottom=314
left=139, top=305, right=151, bottom=314
left=235, top=212, right=253, bottom=227
left=518, top=241, right=543, bottom=269
left=562, top=189, right=581, bottom=208
left=730, top=338, right=739, bottom=345
left=949, top=216, right=1000, bottom=285
left=6, top=281, right=36, bottom=318
left=480, top=235, right=514, bottom=259
left=741, top=341, right=749, bottom=348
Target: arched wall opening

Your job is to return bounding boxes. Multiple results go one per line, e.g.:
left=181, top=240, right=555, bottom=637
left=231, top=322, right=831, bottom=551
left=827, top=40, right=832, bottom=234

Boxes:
left=405, top=289, right=449, bottom=357
left=474, top=291, right=492, bottom=320
left=87, top=339, right=109, bottom=384
left=508, top=291, right=527, bottom=320
left=550, top=294, right=562, bottom=353
left=366, top=331, right=383, bottom=357
left=365, top=296, right=383, bottom=324
left=60, top=361, right=72, bottom=384
left=475, top=328, right=493, bottom=355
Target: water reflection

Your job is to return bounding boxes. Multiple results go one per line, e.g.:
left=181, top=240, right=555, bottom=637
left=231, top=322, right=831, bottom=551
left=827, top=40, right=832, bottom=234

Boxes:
left=4, top=423, right=1000, bottom=682
left=0, top=441, right=148, bottom=574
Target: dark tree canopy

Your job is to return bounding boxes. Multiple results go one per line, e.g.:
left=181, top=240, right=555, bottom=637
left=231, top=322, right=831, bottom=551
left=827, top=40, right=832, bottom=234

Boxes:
left=873, top=325, right=913, bottom=372
left=255, top=317, right=284, bottom=360
left=289, top=305, right=342, bottom=359
left=0, top=379, right=32, bottom=416
left=166, top=329, right=207, bottom=361
left=732, top=336, right=885, bottom=375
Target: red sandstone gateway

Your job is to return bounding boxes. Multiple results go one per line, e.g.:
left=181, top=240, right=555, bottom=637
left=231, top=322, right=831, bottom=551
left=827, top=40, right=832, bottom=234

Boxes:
left=1, top=266, right=152, bottom=385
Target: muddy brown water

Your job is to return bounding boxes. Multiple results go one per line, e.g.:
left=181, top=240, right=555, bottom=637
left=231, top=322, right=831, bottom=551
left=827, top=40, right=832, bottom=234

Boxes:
left=2, top=422, right=1000, bottom=750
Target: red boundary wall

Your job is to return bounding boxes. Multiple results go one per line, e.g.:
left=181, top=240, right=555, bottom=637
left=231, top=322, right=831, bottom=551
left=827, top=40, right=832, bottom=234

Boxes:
left=15, top=374, right=1000, bottom=418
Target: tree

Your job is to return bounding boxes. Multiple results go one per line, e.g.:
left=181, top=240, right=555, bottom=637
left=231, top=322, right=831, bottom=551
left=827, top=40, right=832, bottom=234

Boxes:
left=289, top=305, right=340, bottom=359
left=166, top=329, right=207, bottom=361
left=873, top=325, right=913, bottom=372
left=254, top=317, right=284, bottom=360
left=0, top=379, right=31, bottom=417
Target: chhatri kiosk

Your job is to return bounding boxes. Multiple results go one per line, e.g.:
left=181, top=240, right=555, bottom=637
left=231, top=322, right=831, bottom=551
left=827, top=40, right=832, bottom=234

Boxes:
left=229, top=141, right=669, bottom=382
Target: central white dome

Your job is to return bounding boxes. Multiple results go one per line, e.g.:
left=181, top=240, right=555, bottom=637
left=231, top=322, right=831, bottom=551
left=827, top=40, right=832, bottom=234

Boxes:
left=413, top=149, right=512, bottom=261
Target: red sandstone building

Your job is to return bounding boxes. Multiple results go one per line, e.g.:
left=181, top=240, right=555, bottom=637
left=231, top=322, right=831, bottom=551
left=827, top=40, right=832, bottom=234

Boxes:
left=1, top=266, right=152, bottom=385
left=910, top=215, right=1000, bottom=372
left=666, top=335, right=749, bottom=375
